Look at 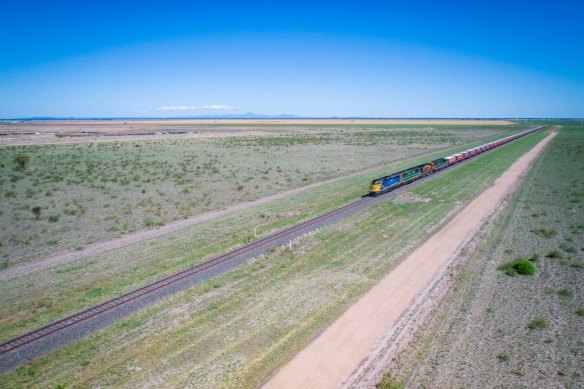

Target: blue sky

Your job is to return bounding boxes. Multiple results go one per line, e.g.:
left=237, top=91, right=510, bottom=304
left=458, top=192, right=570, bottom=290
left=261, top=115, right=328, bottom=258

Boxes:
left=1, top=1, right=583, bottom=118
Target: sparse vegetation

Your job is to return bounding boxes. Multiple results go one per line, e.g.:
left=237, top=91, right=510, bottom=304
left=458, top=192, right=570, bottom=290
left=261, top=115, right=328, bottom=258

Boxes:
left=557, top=288, right=573, bottom=298
left=527, top=316, right=547, bottom=329
left=530, top=228, right=558, bottom=238
left=389, top=124, right=584, bottom=388
left=31, top=206, right=42, bottom=219
left=0, top=126, right=514, bottom=264
left=0, top=126, right=545, bottom=387
left=546, top=249, right=562, bottom=258
left=377, top=374, right=404, bottom=389
left=13, top=153, right=29, bottom=170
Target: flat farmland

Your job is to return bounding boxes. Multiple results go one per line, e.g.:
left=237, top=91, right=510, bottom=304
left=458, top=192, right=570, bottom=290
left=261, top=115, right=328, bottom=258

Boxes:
left=0, top=125, right=515, bottom=265
left=0, top=127, right=547, bottom=388
left=385, top=124, right=584, bottom=388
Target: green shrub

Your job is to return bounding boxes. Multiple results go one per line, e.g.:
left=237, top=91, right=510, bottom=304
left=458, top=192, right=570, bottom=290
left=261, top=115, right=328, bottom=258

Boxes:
left=529, top=253, right=539, bottom=262
left=498, top=258, right=536, bottom=276
left=497, top=352, right=510, bottom=362
left=527, top=317, right=547, bottom=329
left=546, top=250, right=562, bottom=258
left=144, top=219, right=155, bottom=227
left=14, top=153, right=29, bottom=170
left=32, top=206, right=42, bottom=218
left=530, top=228, right=558, bottom=238
left=575, top=308, right=584, bottom=317
left=559, top=242, right=577, bottom=253
left=557, top=289, right=573, bottom=298
left=38, top=298, right=53, bottom=309
left=377, top=374, right=404, bottom=389
left=48, top=214, right=60, bottom=223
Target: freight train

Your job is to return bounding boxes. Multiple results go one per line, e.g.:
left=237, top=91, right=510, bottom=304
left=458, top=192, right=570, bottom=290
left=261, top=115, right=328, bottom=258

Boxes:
left=368, top=126, right=545, bottom=196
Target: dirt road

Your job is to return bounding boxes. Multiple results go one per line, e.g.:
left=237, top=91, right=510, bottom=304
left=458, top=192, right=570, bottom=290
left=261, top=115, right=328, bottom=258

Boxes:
left=263, top=132, right=556, bottom=389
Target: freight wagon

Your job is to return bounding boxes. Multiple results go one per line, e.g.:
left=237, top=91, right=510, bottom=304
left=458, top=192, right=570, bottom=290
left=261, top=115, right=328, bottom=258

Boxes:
left=368, top=126, right=545, bottom=196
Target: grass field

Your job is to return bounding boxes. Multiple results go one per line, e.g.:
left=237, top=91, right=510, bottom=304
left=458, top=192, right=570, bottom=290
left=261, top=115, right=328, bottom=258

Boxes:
left=0, top=127, right=532, bottom=343
left=385, top=123, right=583, bottom=388
left=0, top=127, right=549, bottom=388
left=0, top=126, right=514, bottom=265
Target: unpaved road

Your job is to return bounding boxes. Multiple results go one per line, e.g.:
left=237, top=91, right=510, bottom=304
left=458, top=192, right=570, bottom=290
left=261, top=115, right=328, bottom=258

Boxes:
left=263, top=132, right=556, bottom=389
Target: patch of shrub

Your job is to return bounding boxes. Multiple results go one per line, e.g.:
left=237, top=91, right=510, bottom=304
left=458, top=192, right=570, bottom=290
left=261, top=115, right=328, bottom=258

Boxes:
left=144, top=219, right=155, bottom=227
left=38, top=298, right=53, bottom=309
left=14, top=153, right=29, bottom=170
left=527, top=317, right=547, bottom=329
left=48, top=214, right=60, bottom=223
left=529, top=253, right=539, bottom=262
left=497, top=352, right=510, bottom=362
left=557, top=289, right=573, bottom=298
left=32, top=206, right=42, bottom=218
left=530, top=228, right=558, bottom=238
left=498, top=258, right=536, bottom=276
left=377, top=374, right=404, bottom=389
left=575, top=308, right=584, bottom=317
left=546, top=250, right=562, bottom=258
left=559, top=242, right=577, bottom=253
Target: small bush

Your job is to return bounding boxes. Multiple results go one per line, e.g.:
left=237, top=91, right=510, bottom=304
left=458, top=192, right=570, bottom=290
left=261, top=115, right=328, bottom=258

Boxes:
left=48, top=214, right=60, bottom=223
left=377, top=374, right=404, bottom=389
left=527, top=317, right=547, bottom=329
left=529, top=253, right=539, bottom=262
left=546, top=250, right=562, bottom=258
left=498, top=259, right=536, bottom=276
left=497, top=352, right=510, bottom=362
left=557, top=289, right=573, bottom=298
left=14, top=153, right=29, bottom=170
left=530, top=228, right=558, bottom=238
left=144, top=219, right=155, bottom=227
left=38, top=298, right=53, bottom=309
left=32, top=206, right=42, bottom=218
left=575, top=308, right=584, bottom=317
left=559, top=242, right=577, bottom=253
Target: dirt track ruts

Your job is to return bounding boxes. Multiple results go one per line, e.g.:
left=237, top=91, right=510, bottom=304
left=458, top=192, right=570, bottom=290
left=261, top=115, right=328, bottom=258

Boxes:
left=263, top=131, right=556, bottom=389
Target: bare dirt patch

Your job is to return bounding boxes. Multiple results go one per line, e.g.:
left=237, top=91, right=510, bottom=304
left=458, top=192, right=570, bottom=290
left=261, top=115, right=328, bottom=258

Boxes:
left=393, top=191, right=432, bottom=204
left=263, top=132, right=556, bottom=389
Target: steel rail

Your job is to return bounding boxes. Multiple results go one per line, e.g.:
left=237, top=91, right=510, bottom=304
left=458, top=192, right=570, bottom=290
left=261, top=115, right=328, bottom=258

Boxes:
left=0, top=196, right=374, bottom=355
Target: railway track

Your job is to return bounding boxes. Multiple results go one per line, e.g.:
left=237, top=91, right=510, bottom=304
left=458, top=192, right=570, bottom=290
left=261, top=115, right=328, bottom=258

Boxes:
left=0, top=126, right=545, bottom=370
left=0, top=195, right=375, bottom=357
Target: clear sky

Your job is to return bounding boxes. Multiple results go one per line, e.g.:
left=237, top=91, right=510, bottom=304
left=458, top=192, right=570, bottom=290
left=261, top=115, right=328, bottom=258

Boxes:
left=1, top=0, right=583, bottom=118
